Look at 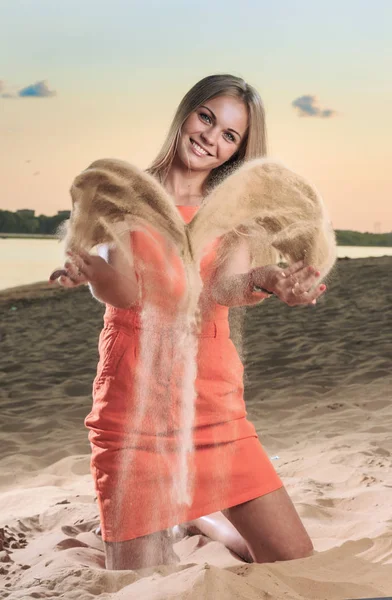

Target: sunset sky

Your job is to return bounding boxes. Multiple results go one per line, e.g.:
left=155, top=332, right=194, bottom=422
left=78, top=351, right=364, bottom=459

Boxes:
left=1, top=0, right=391, bottom=232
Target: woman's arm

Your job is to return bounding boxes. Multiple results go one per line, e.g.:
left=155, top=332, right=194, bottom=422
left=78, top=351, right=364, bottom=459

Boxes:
left=90, top=233, right=140, bottom=307
left=87, top=255, right=139, bottom=309
left=50, top=231, right=140, bottom=309
left=210, top=238, right=268, bottom=307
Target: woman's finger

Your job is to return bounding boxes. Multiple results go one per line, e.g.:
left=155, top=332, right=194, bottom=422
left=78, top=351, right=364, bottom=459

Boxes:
left=67, top=248, right=92, bottom=265
left=295, top=284, right=327, bottom=305
left=290, top=281, right=305, bottom=297
left=283, top=260, right=305, bottom=277
left=57, top=274, right=79, bottom=288
left=64, top=261, right=88, bottom=283
left=79, top=249, right=92, bottom=264
left=288, top=267, right=321, bottom=296
left=66, top=254, right=89, bottom=276
left=49, top=268, right=67, bottom=282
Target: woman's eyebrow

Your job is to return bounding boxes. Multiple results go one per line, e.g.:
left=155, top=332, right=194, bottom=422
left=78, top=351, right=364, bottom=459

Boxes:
left=200, top=105, right=242, bottom=140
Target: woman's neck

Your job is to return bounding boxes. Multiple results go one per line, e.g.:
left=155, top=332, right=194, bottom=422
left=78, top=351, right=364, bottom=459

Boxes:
left=164, top=158, right=209, bottom=206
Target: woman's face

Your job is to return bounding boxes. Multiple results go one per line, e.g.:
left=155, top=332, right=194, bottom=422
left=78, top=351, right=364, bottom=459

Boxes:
left=176, top=95, right=248, bottom=172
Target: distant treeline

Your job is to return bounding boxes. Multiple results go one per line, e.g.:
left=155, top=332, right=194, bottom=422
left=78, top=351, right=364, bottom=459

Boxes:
left=0, top=210, right=69, bottom=235
left=0, top=209, right=391, bottom=246
left=335, top=230, right=392, bottom=247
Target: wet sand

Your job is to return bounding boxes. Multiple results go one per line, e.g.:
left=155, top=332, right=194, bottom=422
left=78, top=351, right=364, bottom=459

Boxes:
left=0, top=256, right=391, bottom=599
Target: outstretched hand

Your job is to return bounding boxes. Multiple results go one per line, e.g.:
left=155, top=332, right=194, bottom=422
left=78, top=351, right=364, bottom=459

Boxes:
left=49, top=250, right=110, bottom=288
left=253, top=260, right=327, bottom=306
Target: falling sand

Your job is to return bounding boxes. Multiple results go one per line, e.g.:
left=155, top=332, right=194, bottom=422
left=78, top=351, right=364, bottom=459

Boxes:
left=59, top=157, right=337, bottom=560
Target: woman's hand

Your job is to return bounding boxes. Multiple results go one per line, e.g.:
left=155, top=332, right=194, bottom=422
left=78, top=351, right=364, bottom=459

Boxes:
left=49, top=250, right=111, bottom=288
left=252, top=260, right=327, bottom=306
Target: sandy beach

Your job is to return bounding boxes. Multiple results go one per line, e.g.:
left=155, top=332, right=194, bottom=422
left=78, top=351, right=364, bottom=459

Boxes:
left=0, top=256, right=391, bottom=599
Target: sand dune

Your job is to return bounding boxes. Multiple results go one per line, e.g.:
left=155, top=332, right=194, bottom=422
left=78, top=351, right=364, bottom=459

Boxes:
left=0, top=256, right=391, bottom=599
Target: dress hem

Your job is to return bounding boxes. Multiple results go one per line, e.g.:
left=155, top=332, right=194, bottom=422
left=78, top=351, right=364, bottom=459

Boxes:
left=99, top=479, right=284, bottom=543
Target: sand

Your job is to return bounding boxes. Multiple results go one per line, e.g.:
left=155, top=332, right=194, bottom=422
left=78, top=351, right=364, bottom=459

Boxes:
left=0, top=256, right=391, bottom=599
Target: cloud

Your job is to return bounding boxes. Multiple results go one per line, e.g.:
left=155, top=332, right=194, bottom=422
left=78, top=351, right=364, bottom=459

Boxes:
left=0, top=81, right=14, bottom=98
left=18, top=80, right=56, bottom=98
left=1, top=79, right=57, bottom=99
left=292, top=95, right=337, bottom=118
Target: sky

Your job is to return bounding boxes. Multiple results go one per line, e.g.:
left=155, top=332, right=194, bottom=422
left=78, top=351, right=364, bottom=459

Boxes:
left=0, top=0, right=391, bottom=232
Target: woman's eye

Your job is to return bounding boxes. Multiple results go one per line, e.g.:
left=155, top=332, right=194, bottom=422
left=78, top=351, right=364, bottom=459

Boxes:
left=224, top=132, right=235, bottom=143
left=199, top=112, right=212, bottom=124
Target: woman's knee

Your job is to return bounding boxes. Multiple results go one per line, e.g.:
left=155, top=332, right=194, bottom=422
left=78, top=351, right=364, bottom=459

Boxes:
left=295, top=536, right=314, bottom=559
left=252, top=535, right=314, bottom=564
left=281, top=536, right=314, bottom=561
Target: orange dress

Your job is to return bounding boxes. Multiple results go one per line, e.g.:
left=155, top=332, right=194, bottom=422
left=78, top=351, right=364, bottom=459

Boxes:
left=85, top=205, right=283, bottom=542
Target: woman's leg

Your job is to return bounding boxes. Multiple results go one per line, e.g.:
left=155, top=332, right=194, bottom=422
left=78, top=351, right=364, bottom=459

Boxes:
left=224, top=486, right=314, bottom=563
left=104, top=529, right=179, bottom=570
left=183, top=511, right=253, bottom=562
left=102, top=488, right=312, bottom=568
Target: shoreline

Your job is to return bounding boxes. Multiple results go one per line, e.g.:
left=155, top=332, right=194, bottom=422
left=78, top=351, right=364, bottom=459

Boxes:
left=1, top=231, right=392, bottom=247
left=0, top=280, right=70, bottom=306
left=0, top=254, right=391, bottom=301
left=0, top=232, right=58, bottom=239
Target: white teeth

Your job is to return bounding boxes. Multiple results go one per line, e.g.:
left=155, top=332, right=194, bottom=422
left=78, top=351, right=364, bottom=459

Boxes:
left=191, top=140, right=208, bottom=155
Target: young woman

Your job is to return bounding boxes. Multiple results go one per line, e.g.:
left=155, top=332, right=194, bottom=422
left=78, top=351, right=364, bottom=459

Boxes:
left=52, top=74, right=326, bottom=569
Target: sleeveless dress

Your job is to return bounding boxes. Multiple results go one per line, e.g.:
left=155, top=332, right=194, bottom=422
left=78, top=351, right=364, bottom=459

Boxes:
left=85, top=205, right=283, bottom=543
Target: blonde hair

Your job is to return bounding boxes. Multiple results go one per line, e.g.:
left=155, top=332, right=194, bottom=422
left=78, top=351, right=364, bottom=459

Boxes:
left=147, top=74, right=267, bottom=191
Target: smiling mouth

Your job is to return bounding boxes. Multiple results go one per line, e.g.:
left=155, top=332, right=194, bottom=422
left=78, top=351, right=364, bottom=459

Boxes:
left=190, top=138, right=212, bottom=156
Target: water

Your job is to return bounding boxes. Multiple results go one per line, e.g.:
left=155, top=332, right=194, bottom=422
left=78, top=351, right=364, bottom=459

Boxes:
left=0, top=238, right=65, bottom=291
left=1, top=237, right=392, bottom=292
left=336, top=246, right=392, bottom=259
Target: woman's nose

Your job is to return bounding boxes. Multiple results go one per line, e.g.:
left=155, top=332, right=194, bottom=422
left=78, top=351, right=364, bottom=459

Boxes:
left=200, top=128, right=218, bottom=147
